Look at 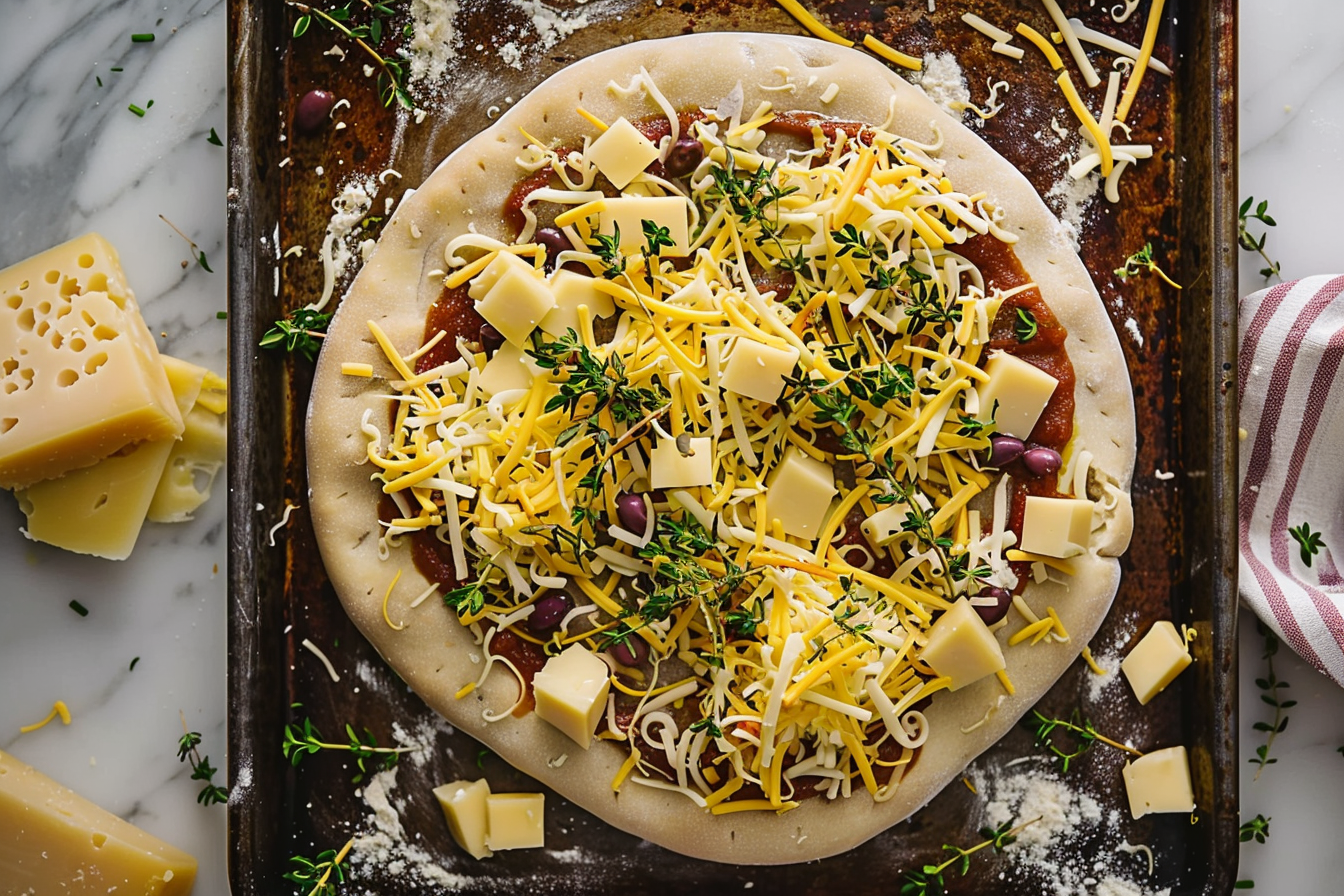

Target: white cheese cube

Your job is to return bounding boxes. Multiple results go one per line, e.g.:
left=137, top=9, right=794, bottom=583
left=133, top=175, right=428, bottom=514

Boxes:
left=1121, top=621, right=1192, bottom=705
left=720, top=338, right=800, bottom=404
left=478, top=342, right=543, bottom=397
left=860, top=502, right=912, bottom=548
left=920, top=598, right=1006, bottom=691
left=649, top=435, right=714, bottom=489
left=539, top=269, right=616, bottom=337
left=585, top=117, right=660, bottom=190
left=531, top=644, right=611, bottom=749
left=1122, top=746, right=1195, bottom=820
left=474, top=267, right=556, bottom=347
left=485, top=793, right=545, bottom=850
left=1019, top=496, right=1093, bottom=558
left=764, top=447, right=837, bottom=540
left=432, top=778, right=493, bottom=860
left=975, top=351, right=1059, bottom=439
left=466, top=250, right=534, bottom=300
left=599, top=196, right=690, bottom=258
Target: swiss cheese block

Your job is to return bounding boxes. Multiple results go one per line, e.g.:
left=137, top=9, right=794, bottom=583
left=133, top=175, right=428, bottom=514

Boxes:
left=484, top=793, right=545, bottom=851
left=17, top=356, right=207, bottom=559
left=1019, top=496, right=1093, bottom=558
left=539, top=269, right=616, bottom=338
left=531, top=644, right=611, bottom=748
left=1122, top=745, right=1195, bottom=820
left=860, top=502, right=912, bottom=548
left=146, top=370, right=227, bottom=524
left=584, top=117, right=660, bottom=190
left=474, top=267, right=556, bottom=347
left=720, top=337, right=800, bottom=404
left=0, top=749, right=198, bottom=894
left=0, top=233, right=183, bottom=489
left=764, top=447, right=836, bottom=540
left=1121, top=620, right=1192, bottom=705
left=974, top=351, right=1058, bottom=440
left=598, top=196, right=691, bottom=258
left=433, top=779, right=493, bottom=860
left=920, top=598, right=1006, bottom=691
left=649, top=435, right=713, bottom=489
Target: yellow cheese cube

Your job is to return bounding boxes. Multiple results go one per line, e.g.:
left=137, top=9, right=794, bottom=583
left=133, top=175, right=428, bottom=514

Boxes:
left=975, top=351, right=1059, bottom=440
left=920, top=598, right=1006, bottom=691
left=860, top=502, right=912, bottom=548
left=0, top=233, right=184, bottom=489
left=531, top=644, right=611, bottom=748
left=649, top=435, right=714, bottom=489
left=598, top=197, right=690, bottom=258
left=432, top=779, right=493, bottom=860
left=474, top=267, right=556, bottom=347
left=720, top=338, right=800, bottom=404
left=477, top=342, right=541, bottom=397
left=0, top=749, right=197, bottom=894
left=1019, top=496, right=1093, bottom=558
left=539, top=270, right=616, bottom=337
left=1122, top=745, right=1195, bottom=819
left=466, top=251, right=534, bottom=301
left=1121, top=621, right=1192, bottom=705
left=485, top=793, right=545, bottom=851
left=585, top=117, right=660, bottom=190
left=765, top=447, right=836, bottom=540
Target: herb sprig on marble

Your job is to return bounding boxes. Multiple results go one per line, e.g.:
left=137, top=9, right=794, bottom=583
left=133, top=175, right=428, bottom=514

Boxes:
left=176, top=713, right=229, bottom=806
left=1238, top=196, right=1282, bottom=282
left=1250, top=623, right=1295, bottom=780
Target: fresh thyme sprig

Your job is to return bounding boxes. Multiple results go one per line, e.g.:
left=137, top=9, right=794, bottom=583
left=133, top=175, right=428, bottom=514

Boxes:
left=1030, top=709, right=1143, bottom=772
left=1250, top=622, right=1295, bottom=780
left=1235, top=814, right=1271, bottom=890
left=260, top=308, right=334, bottom=361
left=440, top=553, right=502, bottom=620
left=158, top=215, right=213, bottom=273
left=1288, top=521, right=1325, bottom=567
left=284, top=839, right=354, bottom=896
left=899, top=818, right=1039, bottom=896
left=1014, top=307, right=1038, bottom=342
left=287, top=1, right=412, bottom=109
left=1114, top=242, right=1181, bottom=288
left=281, top=717, right=415, bottom=783
left=176, top=713, right=229, bottom=806
left=1238, top=196, right=1282, bottom=282
left=587, top=225, right=627, bottom=280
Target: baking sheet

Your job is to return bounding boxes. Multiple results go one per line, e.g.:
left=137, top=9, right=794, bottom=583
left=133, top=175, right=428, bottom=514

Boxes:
left=226, top=1, right=1238, bottom=893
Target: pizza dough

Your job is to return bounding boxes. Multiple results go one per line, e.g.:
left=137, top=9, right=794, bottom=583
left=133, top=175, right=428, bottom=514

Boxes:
left=307, top=32, right=1135, bottom=864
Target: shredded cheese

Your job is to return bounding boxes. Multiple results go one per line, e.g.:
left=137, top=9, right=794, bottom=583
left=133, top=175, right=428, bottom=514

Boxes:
left=774, top=0, right=854, bottom=47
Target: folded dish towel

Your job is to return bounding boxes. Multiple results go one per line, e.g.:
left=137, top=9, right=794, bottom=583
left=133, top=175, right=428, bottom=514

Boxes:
left=1240, top=275, right=1344, bottom=686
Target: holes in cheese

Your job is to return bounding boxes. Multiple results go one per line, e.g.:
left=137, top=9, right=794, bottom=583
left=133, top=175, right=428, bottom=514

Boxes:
left=539, top=269, right=616, bottom=338
left=146, top=382, right=227, bottom=524
left=860, top=501, right=913, bottom=548
left=531, top=644, right=611, bottom=748
left=974, top=351, right=1058, bottom=440
left=484, top=793, right=545, bottom=851
left=1121, top=745, right=1195, bottom=820
left=433, top=778, right=493, bottom=860
left=919, top=598, right=1006, bottom=691
left=765, top=446, right=837, bottom=540
left=473, top=266, right=556, bottom=347
left=720, top=337, right=800, bottom=404
left=0, top=233, right=183, bottom=489
left=1120, top=620, right=1192, bottom=705
left=584, top=116, right=660, bottom=190
left=649, top=435, right=713, bottom=489
left=1018, top=496, right=1093, bottom=559
left=598, top=196, right=691, bottom=257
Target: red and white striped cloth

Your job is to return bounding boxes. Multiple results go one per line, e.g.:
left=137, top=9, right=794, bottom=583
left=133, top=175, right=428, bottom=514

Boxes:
left=1240, top=275, right=1344, bottom=686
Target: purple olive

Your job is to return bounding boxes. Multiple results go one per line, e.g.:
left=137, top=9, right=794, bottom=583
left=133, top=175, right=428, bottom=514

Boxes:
left=973, top=587, right=1013, bottom=625
left=664, top=136, right=705, bottom=178
left=535, top=226, right=570, bottom=272
left=1021, top=447, right=1063, bottom=477
left=528, top=594, right=571, bottom=633
left=986, top=435, right=1025, bottom=468
left=479, top=323, right=505, bottom=356
left=295, top=89, right=335, bottom=134
left=610, top=636, right=649, bottom=667
left=615, top=493, right=651, bottom=533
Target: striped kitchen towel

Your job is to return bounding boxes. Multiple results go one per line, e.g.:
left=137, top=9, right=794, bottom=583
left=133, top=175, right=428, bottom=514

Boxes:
left=1240, top=275, right=1344, bottom=686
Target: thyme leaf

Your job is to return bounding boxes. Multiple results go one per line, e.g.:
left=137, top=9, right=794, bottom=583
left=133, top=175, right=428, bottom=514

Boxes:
left=1238, top=196, right=1282, bottom=282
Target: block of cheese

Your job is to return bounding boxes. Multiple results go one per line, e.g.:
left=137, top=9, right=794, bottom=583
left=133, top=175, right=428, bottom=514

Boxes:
left=974, top=351, right=1058, bottom=440
left=860, top=502, right=912, bottom=548
left=539, top=269, right=616, bottom=338
left=531, top=644, right=611, bottom=748
left=477, top=342, right=542, bottom=397
left=1019, top=496, right=1093, bottom=558
left=17, top=356, right=207, bottom=559
left=585, top=117, right=660, bottom=190
left=720, top=337, right=800, bottom=404
left=1121, top=621, right=1192, bottom=705
left=920, top=598, right=1006, bottom=691
left=0, top=749, right=197, bottom=894
left=0, top=233, right=183, bottom=489
left=649, top=435, right=713, bottom=489
left=1122, top=745, right=1195, bottom=820
left=466, top=251, right=534, bottom=301
left=765, top=447, right=836, bottom=540
left=433, top=779, right=493, bottom=860
left=146, top=370, right=227, bottom=524
left=484, top=793, right=545, bottom=851
left=474, top=267, right=556, bottom=347
left=599, top=196, right=690, bottom=258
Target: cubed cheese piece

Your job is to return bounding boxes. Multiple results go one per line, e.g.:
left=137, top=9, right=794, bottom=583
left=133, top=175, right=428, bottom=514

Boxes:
left=477, top=342, right=542, bottom=397
left=485, top=793, right=545, bottom=851
left=585, top=117, right=659, bottom=190
left=16, top=356, right=207, bottom=559
left=0, top=749, right=198, bottom=894
left=974, top=351, right=1059, bottom=440
left=720, top=338, right=800, bottom=404
left=531, top=644, right=611, bottom=748
left=920, top=598, right=1006, bottom=691
left=860, top=502, right=912, bottom=548
left=474, top=267, right=556, bottom=347
left=539, top=269, right=616, bottom=338
left=598, top=196, right=690, bottom=258
left=466, top=251, right=534, bottom=300
left=764, top=447, right=836, bottom=540
left=1122, top=746, right=1195, bottom=820
left=649, top=435, right=714, bottom=489
left=1019, top=496, right=1093, bottom=558
left=1121, top=621, right=1192, bottom=705
left=0, top=233, right=184, bottom=489
left=433, top=778, right=493, bottom=860
left=146, top=373, right=228, bottom=524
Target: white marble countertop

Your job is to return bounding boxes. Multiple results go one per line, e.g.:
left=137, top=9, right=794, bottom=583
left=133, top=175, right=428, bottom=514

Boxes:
left=2, top=1, right=1343, bottom=894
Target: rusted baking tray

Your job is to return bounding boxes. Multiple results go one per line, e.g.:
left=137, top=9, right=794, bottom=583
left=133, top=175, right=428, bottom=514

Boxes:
left=227, top=1, right=1238, bottom=893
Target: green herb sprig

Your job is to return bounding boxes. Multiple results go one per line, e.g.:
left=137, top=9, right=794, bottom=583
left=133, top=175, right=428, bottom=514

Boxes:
left=1288, top=522, right=1325, bottom=567
left=1235, top=814, right=1271, bottom=889
left=282, top=717, right=415, bottom=783
left=1114, top=242, right=1181, bottom=288
left=1014, top=307, right=1038, bottom=342
left=1251, top=623, right=1295, bottom=780
left=900, top=818, right=1039, bottom=896
left=288, top=1, right=412, bottom=109
left=158, top=215, right=213, bottom=273
left=1030, top=709, right=1143, bottom=773
left=177, top=714, right=229, bottom=806
left=285, top=839, right=353, bottom=896
left=261, top=308, right=334, bottom=361
left=1238, top=196, right=1282, bottom=281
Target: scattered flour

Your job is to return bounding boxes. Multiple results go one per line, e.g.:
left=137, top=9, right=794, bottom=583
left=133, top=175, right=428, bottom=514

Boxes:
left=1085, top=649, right=1123, bottom=704
left=310, top=176, right=376, bottom=312
left=407, top=0, right=462, bottom=85
left=1123, top=317, right=1143, bottom=347
left=909, top=52, right=970, bottom=120
left=350, top=769, right=474, bottom=893
left=1045, top=169, right=1097, bottom=253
